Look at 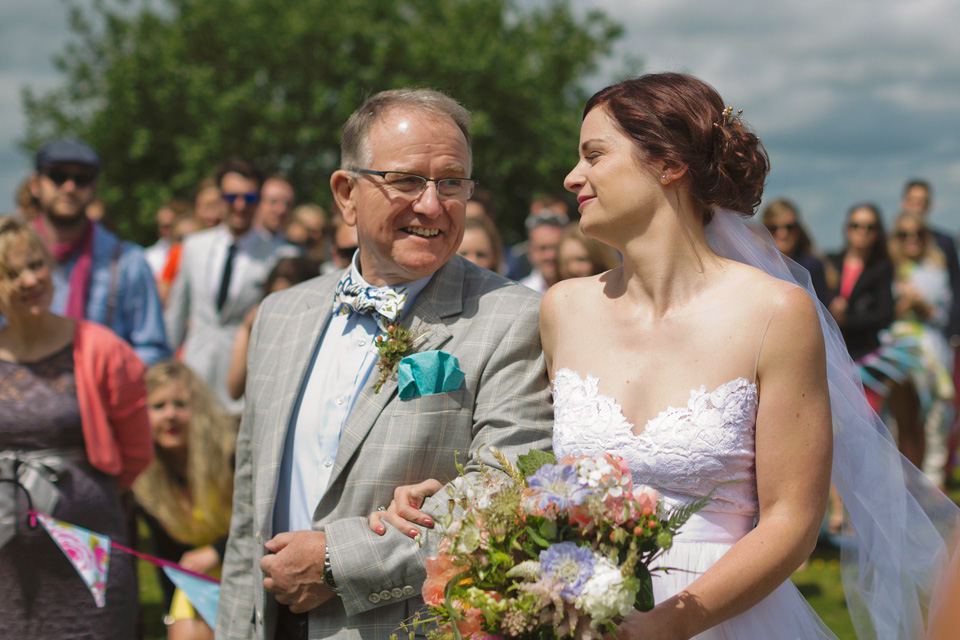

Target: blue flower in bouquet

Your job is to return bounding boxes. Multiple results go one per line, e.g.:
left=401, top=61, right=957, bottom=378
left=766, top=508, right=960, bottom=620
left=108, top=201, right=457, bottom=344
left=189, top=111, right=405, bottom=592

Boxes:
left=528, top=464, right=591, bottom=511
left=540, top=541, right=596, bottom=599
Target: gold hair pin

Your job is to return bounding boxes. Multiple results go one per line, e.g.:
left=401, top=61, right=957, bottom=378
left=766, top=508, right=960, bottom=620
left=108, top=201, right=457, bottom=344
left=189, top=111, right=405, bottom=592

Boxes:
left=715, top=106, right=743, bottom=128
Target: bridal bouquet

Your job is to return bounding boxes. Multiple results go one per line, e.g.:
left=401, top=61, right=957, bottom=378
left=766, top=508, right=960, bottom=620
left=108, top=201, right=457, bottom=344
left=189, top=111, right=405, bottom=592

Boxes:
left=400, top=449, right=705, bottom=640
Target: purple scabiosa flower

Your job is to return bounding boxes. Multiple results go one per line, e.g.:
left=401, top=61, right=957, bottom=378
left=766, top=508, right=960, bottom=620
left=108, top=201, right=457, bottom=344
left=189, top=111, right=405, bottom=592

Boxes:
left=539, top=541, right=596, bottom=600
left=528, top=464, right=592, bottom=511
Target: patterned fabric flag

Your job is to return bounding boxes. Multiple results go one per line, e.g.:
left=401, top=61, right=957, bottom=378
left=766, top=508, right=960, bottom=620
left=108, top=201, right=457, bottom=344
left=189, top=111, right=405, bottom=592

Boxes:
left=163, top=565, right=221, bottom=625
left=34, top=512, right=110, bottom=607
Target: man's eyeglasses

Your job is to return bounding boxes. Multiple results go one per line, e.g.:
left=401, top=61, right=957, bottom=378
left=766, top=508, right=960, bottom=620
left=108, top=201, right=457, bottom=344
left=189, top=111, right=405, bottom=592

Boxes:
left=353, top=169, right=477, bottom=200
left=847, top=222, right=878, bottom=232
left=222, top=192, right=260, bottom=204
left=42, top=169, right=96, bottom=188
left=766, top=223, right=798, bottom=234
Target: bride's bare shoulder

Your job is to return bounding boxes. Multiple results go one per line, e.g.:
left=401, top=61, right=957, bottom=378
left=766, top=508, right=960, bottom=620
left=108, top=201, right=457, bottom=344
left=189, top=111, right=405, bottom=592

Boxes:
left=540, top=273, right=612, bottom=332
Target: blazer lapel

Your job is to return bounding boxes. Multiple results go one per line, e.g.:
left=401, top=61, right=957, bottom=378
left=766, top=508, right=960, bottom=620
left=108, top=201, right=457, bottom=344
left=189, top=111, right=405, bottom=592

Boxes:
left=327, top=258, right=466, bottom=488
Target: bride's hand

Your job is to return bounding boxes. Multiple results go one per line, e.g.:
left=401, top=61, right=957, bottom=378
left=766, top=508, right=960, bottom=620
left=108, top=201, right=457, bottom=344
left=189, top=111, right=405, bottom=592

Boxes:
left=368, top=479, right=443, bottom=538
left=603, top=606, right=691, bottom=640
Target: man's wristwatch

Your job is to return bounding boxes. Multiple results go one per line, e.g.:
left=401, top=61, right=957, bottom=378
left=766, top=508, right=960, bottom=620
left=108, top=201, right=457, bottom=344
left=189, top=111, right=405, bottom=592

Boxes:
left=322, top=548, right=340, bottom=595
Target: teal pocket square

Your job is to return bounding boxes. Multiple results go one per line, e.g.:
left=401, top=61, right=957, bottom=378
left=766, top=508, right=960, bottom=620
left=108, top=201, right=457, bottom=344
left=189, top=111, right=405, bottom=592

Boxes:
left=397, top=350, right=465, bottom=400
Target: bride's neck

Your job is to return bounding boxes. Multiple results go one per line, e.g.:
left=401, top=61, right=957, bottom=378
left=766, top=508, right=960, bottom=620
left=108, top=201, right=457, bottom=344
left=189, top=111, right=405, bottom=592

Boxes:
left=618, top=208, right=721, bottom=317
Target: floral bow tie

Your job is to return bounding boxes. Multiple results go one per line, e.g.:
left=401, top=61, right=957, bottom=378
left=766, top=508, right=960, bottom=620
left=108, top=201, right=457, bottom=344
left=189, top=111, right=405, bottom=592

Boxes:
left=333, top=271, right=408, bottom=332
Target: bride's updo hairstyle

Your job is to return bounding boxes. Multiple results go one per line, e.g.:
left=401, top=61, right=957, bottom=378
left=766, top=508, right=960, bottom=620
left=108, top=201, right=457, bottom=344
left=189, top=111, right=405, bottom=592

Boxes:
left=584, top=72, right=769, bottom=221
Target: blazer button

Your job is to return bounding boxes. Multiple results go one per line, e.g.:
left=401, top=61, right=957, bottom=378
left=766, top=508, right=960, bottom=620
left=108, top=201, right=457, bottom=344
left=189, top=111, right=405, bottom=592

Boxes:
left=402, top=585, right=414, bottom=596
left=256, top=610, right=262, bottom=625
left=256, top=534, right=262, bottom=544
left=368, top=593, right=381, bottom=604
left=391, top=587, right=403, bottom=599
left=379, top=589, right=392, bottom=600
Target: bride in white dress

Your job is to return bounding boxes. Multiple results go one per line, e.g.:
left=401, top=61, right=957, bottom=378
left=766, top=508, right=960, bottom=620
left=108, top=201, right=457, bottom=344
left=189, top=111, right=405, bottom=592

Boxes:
left=371, top=73, right=956, bottom=639
left=541, top=73, right=834, bottom=639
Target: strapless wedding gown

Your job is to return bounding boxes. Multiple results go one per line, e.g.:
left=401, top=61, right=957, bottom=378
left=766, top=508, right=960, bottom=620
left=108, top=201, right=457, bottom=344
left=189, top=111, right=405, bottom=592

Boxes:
left=552, top=368, right=837, bottom=639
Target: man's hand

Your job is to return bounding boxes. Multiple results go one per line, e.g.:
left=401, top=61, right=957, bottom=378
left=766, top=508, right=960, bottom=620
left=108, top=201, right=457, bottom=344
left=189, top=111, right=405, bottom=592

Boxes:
left=261, top=531, right=335, bottom=614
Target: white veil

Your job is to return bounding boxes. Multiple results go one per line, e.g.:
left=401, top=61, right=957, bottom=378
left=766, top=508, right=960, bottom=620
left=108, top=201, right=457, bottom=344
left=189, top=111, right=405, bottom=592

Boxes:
left=706, top=207, right=958, bottom=639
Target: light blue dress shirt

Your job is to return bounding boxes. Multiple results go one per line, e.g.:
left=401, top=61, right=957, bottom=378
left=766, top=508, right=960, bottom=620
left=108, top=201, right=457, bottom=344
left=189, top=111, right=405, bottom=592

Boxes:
left=273, top=254, right=431, bottom=534
left=50, top=223, right=171, bottom=365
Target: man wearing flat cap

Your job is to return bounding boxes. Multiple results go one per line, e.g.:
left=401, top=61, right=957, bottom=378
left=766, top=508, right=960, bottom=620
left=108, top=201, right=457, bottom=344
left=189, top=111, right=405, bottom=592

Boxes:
left=29, top=138, right=170, bottom=364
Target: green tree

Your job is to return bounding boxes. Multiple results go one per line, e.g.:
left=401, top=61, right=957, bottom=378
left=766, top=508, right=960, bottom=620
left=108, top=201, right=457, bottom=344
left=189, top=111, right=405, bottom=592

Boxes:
left=22, top=0, right=623, bottom=244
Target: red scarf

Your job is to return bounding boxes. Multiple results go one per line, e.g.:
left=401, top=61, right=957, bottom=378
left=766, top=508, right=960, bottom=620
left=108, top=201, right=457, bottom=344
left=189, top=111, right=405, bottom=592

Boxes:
left=32, top=217, right=95, bottom=319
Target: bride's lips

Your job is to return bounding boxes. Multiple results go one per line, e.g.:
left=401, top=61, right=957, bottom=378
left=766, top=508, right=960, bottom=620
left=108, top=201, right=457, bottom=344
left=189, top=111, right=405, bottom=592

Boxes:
left=577, top=195, right=596, bottom=210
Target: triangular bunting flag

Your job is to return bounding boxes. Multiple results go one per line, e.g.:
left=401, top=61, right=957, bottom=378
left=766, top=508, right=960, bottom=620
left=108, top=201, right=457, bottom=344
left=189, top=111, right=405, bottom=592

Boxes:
left=162, top=565, right=221, bottom=626
left=34, top=512, right=110, bottom=607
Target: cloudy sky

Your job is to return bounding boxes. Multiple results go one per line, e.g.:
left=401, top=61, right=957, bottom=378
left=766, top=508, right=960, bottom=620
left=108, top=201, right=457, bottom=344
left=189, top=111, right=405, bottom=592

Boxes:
left=2, top=0, right=958, bottom=249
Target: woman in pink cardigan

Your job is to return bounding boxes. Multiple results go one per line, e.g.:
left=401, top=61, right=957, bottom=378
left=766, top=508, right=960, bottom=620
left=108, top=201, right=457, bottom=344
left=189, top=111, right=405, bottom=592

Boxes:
left=0, top=215, right=152, bottom=639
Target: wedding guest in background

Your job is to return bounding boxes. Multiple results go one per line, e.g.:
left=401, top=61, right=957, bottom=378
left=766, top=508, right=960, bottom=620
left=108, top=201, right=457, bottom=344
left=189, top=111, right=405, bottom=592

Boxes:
left=165, top=158, right=296, bottom=413
left=285, top=203, right=330, bottom=263
left=456, top=215, right=503, bottom=273
left=134, top=359, right=236, bottom=640
left=761, top=198, right=831, bottom=305
left=888, top=211, right=955, bottom=487
left=319, top=213, right=359, bottom=274
left=14, top=177, right=40, bottom=221
left=84, top=197, right=107, bottom=224
left=28, top=138, right=170, bottom=365
left=828, top=204, right=924, bottom=467
left=0, top=216, right=152, bottom=639
left=193, top=177, right=225, bottom=230
left=158, top=212, right=202, bottom=307
left=145, top=199, right=192, bottom=279
left=464, top=188, right=522, bottom=279
left=518, top=205, right=566, bottom=292
left=226, top=256, right=319, bottom=400
left=555, top=222, right=620, bottom=281
left=255, top=175, right=296, bottom=242
left=900, top=179, right=960, bottom=346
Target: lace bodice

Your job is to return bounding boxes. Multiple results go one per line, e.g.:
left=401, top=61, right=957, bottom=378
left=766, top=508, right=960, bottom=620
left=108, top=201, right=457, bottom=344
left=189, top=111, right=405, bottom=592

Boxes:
left=552, top=368, right=759, bottom=517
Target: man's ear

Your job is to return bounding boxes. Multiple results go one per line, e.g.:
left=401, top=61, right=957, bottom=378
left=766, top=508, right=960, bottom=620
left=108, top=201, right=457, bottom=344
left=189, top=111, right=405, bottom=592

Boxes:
left=331, top=170, right=358, bottom=227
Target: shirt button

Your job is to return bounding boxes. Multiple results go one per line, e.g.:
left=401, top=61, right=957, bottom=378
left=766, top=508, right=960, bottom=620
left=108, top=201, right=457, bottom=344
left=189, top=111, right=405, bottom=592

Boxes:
left=391, top=587, right=403, bottom=599
left=402, top=585, right=414, bottom=596
left=358, top=337, right=367, bottom=347
left=323, top=457, right=333, bottom=468
left=368, top=593, right=381, bottom=604
left=336, top=395, right=345, bottom=406
left=379, top=589, right=392, bottom=600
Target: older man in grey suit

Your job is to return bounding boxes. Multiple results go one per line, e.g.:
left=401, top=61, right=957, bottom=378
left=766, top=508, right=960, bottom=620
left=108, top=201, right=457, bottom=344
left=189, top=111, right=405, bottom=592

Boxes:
left=217, top=89, right=553, bottom=640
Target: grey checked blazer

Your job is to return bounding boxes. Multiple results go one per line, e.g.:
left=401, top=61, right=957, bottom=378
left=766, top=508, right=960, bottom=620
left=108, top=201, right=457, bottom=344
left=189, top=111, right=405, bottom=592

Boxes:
left=216, top=255, right=554, bottom=639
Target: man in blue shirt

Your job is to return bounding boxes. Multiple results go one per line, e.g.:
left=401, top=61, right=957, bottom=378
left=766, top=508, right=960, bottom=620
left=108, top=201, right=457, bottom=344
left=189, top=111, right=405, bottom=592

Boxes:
left=29, top=138, right=170, bottom=365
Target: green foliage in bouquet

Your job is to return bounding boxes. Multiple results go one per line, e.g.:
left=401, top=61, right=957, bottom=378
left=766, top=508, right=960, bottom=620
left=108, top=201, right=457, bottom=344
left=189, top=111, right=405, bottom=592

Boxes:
left=396, top=448, right=708, bottom=640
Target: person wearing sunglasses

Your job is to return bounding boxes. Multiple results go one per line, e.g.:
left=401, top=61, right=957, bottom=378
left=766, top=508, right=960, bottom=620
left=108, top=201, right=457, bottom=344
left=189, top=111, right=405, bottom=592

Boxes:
left=761, top=198, right=830, bottom=305
left=164, top=158, right=300, bottom=414
left=27, top=138, right=170, bottom=365
left=888, top=211, right=955, bottom=487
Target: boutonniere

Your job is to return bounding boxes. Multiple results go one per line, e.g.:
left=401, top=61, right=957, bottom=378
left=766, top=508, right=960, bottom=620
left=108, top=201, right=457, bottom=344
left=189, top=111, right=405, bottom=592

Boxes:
left=373, top=321, right=426, bottom=393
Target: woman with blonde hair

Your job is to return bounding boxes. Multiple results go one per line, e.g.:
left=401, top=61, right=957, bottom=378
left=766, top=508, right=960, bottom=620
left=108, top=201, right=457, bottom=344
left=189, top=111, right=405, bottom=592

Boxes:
left=888, top=211, right=954, bottom=486
left=0, top=215, right=151, bottom=639
left=134, top=359, right=236, bottom=640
